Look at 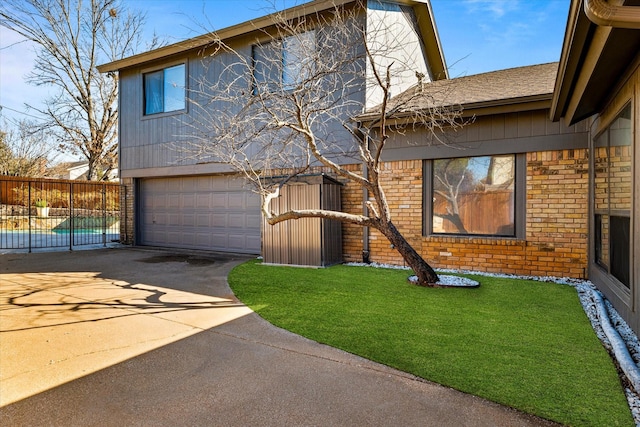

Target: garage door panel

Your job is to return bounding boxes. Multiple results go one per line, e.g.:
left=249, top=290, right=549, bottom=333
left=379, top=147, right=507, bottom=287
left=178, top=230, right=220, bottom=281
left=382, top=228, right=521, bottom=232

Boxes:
left=229, top=215, right=245, bottom=228
left=182, top=194, right=196, bottom=209
left=247, top=195, right=260, bottom=208
left=246, top=235, right=261, bottom=252
left=247, top=214, right=261, bottom=228
left=194, top=178, right=208, bottom=191
left=181, top=214, right=195, bottom=227
left=152, top=213, right=166, bottom=225
left=228, top=193, right=244, bottom=209
left=168, top=214, right=181, bottom=226
left=210, top=214, right=224, bottom=227
left=227, top=177, right=246, bottom=190
left=196, top=214, right=211, bottom=227
left=166, top=194, right=177, bottom=207
left=140, top=176, right=260, bottom=253
left=228, top=234, right=247, bottom=250
left=211, top=232, right=228, bottom=246
left=196, top=234, right=211, bottom=246
left=172, top=231, right=190, bottom=245
left=212, top=193, right=227, bottom=206
left=167, top=180, right=181, bottom=191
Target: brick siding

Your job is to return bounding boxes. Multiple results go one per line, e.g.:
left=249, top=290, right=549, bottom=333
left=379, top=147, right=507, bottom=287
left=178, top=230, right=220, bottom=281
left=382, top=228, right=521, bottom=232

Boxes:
left=120, top=148, right=589, bottom=278
left=341, top=149, right=589, bottom=278
left=119, top=177, right=135, bottom=245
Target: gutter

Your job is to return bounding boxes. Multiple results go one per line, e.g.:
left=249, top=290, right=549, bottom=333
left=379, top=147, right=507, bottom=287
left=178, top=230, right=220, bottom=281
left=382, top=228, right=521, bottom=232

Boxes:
left=584, top=0, right=640, bottom=29
left=358, top=93, right=553, bottom=127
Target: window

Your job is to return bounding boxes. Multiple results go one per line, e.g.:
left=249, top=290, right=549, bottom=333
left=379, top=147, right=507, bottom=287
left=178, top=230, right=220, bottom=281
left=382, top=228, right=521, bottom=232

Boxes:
left=594, top=103, right=632, bottom=288
left=143, top=64, right=185, bottom=115
left=252, top=30, right=316, bottom=94
left=429, top=155, right=516, bottom=236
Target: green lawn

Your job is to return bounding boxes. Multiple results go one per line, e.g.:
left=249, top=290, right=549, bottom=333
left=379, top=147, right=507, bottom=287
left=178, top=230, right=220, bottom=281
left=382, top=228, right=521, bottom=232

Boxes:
left=229, top=260, right=633, bottom=426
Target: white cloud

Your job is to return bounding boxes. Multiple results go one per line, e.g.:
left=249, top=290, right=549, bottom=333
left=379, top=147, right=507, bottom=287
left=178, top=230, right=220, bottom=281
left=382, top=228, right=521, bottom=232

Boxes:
left=463, top=0, right=520, bottom=18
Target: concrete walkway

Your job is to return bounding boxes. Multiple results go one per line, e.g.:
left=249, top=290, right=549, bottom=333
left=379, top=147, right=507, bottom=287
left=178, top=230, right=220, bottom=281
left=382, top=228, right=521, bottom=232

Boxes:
left=0, top=248, right=558, bottom=426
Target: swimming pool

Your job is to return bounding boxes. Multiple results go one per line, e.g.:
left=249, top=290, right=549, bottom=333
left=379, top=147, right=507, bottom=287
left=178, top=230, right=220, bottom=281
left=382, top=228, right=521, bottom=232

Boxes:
left=0, top=229, right=120, bottom=251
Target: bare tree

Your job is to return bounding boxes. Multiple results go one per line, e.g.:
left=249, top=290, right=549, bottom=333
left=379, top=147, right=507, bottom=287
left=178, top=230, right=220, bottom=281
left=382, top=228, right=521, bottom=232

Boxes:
left=186, top=2, right=464, bottom=286
left=0, top=120, right=57, bottom=177
left=0, top=0, right=151, bottom=181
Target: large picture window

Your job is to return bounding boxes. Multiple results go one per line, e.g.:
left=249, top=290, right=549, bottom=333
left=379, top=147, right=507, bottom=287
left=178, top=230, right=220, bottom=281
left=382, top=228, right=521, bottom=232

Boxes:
left=143, top=64, right=185, bottom=115
left=431, top=155, right=516, bottom=236
left=594, top=103, right=632, bottom=288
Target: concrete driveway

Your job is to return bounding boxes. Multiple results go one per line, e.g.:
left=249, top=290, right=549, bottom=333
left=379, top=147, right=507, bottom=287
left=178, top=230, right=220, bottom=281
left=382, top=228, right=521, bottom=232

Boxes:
left=0, top=248, right=558, bottom=426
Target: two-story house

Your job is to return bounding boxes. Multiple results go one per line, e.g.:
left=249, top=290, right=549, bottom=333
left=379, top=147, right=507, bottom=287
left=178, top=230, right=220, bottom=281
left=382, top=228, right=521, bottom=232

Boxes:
left=100, top=0, right=607, bottom=304
left=98, top=0, right=447, bottom=255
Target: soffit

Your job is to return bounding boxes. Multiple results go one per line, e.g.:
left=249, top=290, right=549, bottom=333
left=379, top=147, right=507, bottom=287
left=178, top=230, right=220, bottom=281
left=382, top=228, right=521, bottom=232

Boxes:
left=551, top=0, right=640, bottom=124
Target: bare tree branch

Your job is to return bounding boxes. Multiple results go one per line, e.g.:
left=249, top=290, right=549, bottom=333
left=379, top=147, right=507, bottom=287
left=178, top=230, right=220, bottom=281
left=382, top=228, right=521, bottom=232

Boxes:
left=0, top=0, right=152, bottom=180
left=0, top=119, right=58, bottom=177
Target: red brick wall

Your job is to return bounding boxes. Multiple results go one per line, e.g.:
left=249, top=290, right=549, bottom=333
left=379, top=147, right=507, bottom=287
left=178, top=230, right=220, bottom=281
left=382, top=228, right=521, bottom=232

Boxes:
left=341, top=149, right=589, bottom=278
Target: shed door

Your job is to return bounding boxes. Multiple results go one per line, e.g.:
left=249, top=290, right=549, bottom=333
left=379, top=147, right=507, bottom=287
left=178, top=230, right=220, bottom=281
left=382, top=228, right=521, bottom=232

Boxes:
left=139, top=176, right=261, bottom=253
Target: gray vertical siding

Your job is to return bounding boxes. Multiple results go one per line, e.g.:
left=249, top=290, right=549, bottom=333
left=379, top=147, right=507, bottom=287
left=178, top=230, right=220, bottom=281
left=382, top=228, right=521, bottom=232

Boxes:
left=382, top=110, right=589, bottom=161
left=118, top=18, right=368, bottom=178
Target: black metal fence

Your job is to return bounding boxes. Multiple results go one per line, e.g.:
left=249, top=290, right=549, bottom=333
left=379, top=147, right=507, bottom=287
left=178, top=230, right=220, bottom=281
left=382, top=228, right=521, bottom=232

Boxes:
left=0, top=177, right=120, bottom=251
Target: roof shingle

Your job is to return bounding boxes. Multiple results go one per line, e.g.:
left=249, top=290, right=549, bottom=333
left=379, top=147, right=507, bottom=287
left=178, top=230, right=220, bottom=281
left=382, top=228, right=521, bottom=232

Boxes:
left=364, top=62, right=559, bottom=118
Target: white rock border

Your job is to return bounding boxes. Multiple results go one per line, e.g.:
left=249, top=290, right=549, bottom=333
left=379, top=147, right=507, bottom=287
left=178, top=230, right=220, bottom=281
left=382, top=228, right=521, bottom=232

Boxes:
left=345, top=262, right=640, bottom=424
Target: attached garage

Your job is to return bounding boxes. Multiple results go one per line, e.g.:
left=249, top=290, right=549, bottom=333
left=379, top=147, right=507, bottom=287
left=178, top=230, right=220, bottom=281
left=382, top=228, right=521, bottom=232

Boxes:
left=138, top=175, right=261, bottom=253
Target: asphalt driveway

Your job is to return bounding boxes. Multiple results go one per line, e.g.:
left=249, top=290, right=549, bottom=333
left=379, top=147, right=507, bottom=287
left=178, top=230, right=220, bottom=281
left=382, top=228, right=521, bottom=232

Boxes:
left=0, top=248, right=558, bottom=426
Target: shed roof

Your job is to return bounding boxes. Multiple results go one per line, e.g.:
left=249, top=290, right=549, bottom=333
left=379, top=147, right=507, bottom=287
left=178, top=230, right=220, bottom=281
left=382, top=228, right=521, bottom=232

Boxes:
left=359, top=62, right=558, bottom=121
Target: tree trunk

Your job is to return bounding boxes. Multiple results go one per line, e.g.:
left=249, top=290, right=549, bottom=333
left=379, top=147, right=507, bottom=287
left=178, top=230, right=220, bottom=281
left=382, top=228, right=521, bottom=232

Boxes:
left=378, top=220, right=439, bottom=286
left=441, top=213, right=468, bottom=234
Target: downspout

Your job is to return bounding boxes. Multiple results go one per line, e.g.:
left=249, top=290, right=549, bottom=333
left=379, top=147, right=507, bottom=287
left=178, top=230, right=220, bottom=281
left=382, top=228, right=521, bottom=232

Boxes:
left=361, top=125, right=370, bottom=264
left=362, top=161, right=370, bottom=263
left=584, top=0, right=640, bottom=29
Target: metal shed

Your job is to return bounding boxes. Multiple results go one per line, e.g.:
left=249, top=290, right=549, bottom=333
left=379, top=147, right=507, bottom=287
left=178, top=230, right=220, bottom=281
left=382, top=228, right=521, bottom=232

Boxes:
left=262, top=174, right=343, bottom=267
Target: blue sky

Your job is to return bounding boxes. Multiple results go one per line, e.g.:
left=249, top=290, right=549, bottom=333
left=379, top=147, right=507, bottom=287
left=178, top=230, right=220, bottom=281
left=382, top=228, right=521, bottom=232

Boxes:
left=0, top=0, right=570, bottom=132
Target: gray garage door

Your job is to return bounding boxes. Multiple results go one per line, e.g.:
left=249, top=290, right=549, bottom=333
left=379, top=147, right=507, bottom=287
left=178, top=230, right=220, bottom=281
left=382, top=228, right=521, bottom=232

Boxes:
left=139, top=176, right=261, bottom=253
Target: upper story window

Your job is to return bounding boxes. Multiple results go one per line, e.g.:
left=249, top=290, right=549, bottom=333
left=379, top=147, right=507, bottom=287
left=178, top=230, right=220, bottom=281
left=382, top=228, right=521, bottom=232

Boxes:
left=252, top=30, right=316, bottom=94
left=143, top=64, right=186, bottom=115
left=429, top=154, right=517, bottom=237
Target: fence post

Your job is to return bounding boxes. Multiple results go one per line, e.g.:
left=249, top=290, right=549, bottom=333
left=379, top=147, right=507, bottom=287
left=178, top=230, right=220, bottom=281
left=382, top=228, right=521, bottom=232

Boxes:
left=69, top=182, right=73, bottom=251
left=123, top=185, right=127, bottom=244
left=102, top=185, right=107, bottom=247
left=28, top=183, right=32, bottom=253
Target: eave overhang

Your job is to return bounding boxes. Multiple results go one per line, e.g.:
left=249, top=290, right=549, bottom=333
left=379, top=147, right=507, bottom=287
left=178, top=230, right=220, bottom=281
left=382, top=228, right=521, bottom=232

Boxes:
left=412, top=0, right=448, bottom=80
left=97, top=0, right=447, bottom=77
left=551, top=0, right=640, bottom=124
left=357, top=94, right=552, bottom=128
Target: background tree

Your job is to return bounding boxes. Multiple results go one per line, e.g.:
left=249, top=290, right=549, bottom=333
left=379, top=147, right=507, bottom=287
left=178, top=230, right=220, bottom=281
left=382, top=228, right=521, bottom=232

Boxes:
left=187, top=2, right=464, bottom=286
left=0, top=0, right=152, bottom=181
left=0, top=119, right=57, bottom=177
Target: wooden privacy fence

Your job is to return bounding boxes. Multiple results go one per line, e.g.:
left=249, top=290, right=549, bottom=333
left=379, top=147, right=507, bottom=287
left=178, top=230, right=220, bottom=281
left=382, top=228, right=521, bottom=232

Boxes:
left=433, top=189, right=514, bottom=236
left=0, top=176, right=121, bottom=251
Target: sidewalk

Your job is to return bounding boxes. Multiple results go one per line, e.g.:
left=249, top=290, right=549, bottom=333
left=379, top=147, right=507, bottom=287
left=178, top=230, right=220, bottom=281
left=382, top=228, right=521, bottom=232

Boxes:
left=0, top=248, right=559, bottom=426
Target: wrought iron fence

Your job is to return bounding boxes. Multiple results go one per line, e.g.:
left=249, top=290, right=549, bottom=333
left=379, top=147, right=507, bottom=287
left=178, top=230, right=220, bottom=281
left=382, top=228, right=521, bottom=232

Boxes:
left=0, top=176, right=121, bottom=251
